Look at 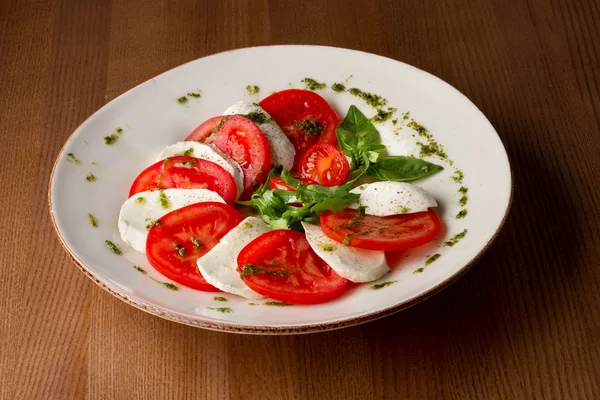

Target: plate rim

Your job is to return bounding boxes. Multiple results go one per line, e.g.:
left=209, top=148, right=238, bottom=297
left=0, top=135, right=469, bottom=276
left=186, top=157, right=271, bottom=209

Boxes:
left=48, top=44, right=514, bottom=334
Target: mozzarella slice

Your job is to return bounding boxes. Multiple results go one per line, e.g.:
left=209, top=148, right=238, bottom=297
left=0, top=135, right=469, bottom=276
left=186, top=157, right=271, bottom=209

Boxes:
left=301, top=222, right=390, bottom=283
left=156, top=141, right=244, bottom=198
left=350, top=181, right=437, bottom=216
left=223, top=101, right=295, bottom=170
left=197, top=217, right=269, bottom=299
left=118, top=188, right=225, bottom=253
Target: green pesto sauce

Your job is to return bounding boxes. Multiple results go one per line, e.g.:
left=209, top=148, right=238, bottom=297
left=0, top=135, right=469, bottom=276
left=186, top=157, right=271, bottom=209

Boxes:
left=105, top=240, right=122, bottom=255
left=86, top=173, right=96, bottom=182
left=413, top=268, right=424, bottom=274
left=348, top=87, right=387, bottom=108
left=444, top=229, right=468, bottom=247
left=104, top=134, right=118, bottom=145
left=158, top=190, right=171, bottom=209
left=301, top=78, right=326, bottom=90
left=136, top=197, right=146, bottom=205
left=173, top=243, right=186, bottom=257
left=320, top=243, right=335, bottom=252
left=343, top=229, right=373, bottom=246
left=176, top=148, right=194, bottom=157
left=370, top=280, right=398, bottom=290
left=213, top=296, right=228, bottom=302
left=177, top=96, right=188, bottom=104
left=402, top=111, right=410, bottom=120
left=391, top=119, right=398, bottom=125
left=264, top=301, right=292, bottom=307
left=116, top=127, right=123, bottom=134
left=370, top=107, right=397, bottom=123
left=293, top=119, right=324, bottom=136
left=242, top=111, right=270, bottom=124
left=245, top=85, right=260, bottom=95
left=242, top=222, right=253, bottom=229
left=459, top=186, right=468, bottom=194
left=452, top=170, right=464, bottom=184
left=88, top=213, right=98, bottom=227
left=456, top=209, right=468, bottom=219
left=187, top=91, right=201, bottom=98
left=190, top=236, right=203, bottom=249
left=400, top=206, right=410, bottom=214
left=209, top=307, right=232, bottom=313
left=66, top=153, right=80, bottom=164
left=331, top=82, right=346, bottom=92
left=459, top=195, right=468, bottom=207
left=91, top=161, right=97, bottom=166
left=239, top=264, right=288, bottom=278
left=425, top=253, right=441, bottom=266
left=149, top=276, right=179, bottom=290
left=133, top=265, right=147, bottom=274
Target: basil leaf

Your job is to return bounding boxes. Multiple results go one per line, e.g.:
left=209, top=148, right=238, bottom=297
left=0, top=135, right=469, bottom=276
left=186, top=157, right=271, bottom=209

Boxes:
left=337, top=105, right=383, bottom=169
left=366, top=156, right=444, bottom=182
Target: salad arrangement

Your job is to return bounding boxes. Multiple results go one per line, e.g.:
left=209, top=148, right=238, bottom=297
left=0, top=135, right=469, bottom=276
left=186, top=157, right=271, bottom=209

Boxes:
left=117, top=88, right=444, bottom=304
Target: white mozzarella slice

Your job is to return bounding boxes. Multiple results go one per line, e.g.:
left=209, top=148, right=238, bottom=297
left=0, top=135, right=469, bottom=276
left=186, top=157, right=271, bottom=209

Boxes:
left=223, top=101, right=295, bottom=170
left=118, top=188, right=225, bottom=253
left=301, top=222, right=390, bottom=283
left=350, top=181, right=437, bottom=216
left=197, top=217, right=269, bottom=299
left=156, top=141, right=244, bottom=198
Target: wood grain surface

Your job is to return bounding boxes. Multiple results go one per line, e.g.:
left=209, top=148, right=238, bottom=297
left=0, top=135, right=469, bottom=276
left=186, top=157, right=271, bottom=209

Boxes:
left=1, top=0, right=600, bottom=398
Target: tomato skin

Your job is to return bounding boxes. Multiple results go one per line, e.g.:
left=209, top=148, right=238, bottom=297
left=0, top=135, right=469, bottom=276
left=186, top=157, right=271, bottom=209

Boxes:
left=185, top=116, right=223, bottom=142
left=298, top=143, right=349, bottom=187
left=211, top=115, right=272, bottom=200
left=237, top=230, right=348, bottom=304
left=128, top=156, right=238, bottom=205
left=146, top=202, right=244, bottom=291
left=269, top=177, right=295, bottom=191
left=259, top=89, right=340, bottom=158
left=320, top=208, right=442, bottom=251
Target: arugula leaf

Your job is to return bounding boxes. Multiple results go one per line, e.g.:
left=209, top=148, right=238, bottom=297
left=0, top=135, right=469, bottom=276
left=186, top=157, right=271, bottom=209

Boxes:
left=336, top=105, right=443, bottom=181
left=366, top=156, right=444, bottom=182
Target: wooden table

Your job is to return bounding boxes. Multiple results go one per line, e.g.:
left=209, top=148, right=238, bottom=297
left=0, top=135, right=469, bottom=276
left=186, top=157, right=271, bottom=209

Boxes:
left=2, top=0, right=599, bottom=398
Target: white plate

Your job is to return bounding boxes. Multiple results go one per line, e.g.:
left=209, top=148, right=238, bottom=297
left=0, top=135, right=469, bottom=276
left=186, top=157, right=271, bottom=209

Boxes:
left=49, top=45, right=512, bottom=334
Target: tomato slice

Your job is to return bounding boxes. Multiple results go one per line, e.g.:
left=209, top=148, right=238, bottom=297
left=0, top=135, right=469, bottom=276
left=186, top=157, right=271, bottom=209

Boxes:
left=185, top=116, right=222, bottom=142
left=237, top=230, right=348, bottom=304
left=128, top=156, right=238, bottom=205
left=298, top=143, right=349, bottom=186
left=259, top=89, right=340, bottom=157
left=269, top=177, right=295, bottom=191
left=211, top=115, right=271, bottom=199
left=320, top=208, right=442, bottom=251
left=146, top=202, right=244, bottom=291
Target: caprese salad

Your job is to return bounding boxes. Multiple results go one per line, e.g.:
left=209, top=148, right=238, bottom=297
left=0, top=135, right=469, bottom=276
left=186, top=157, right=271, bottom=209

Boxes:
left=117, top=89, right=444, bottom=304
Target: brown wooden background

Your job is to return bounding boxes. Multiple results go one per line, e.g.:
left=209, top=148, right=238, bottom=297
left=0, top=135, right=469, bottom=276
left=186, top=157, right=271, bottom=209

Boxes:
left=2, top=0, right=600, bottom=398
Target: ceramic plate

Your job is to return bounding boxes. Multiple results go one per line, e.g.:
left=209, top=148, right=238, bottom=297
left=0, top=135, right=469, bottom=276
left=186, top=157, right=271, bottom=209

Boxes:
left=49, top=45, right=512, bottom=334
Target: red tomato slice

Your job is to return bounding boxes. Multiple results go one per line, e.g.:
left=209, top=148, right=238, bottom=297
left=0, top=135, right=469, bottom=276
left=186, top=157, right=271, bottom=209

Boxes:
left=128, top=156, right=238, bottom=205
left=211, top=115, right=271, bottom=199
left=147, top=202, right=244, bottom=291
left=185, top=116, right=222, bottom=142
left=320, top=208, right=441, bottom=251
left=237, top=230, right=348, bottom=304
left=298, top=143, right=349, bottom=186
left=259, top=89, right=340, bottom=157
left=269, top=177, right=295, bottom=191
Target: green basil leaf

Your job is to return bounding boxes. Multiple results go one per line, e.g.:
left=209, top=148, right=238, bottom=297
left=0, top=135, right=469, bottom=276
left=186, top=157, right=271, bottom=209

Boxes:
left=337, top=105, right=384, bottom=170
left=366, top=156, right=444, bottom=181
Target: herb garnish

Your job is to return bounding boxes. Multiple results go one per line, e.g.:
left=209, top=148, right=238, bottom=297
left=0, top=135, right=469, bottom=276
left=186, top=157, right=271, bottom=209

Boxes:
left=301, top=78, right=326, bottom=90
left=370, top=280, right=397, bottom=290
left=105, top=240, right=122, bottom=255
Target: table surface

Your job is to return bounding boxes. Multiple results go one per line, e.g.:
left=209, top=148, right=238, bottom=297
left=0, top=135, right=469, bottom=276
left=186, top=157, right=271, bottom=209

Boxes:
left=2, top=0, right=600, bottom=398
